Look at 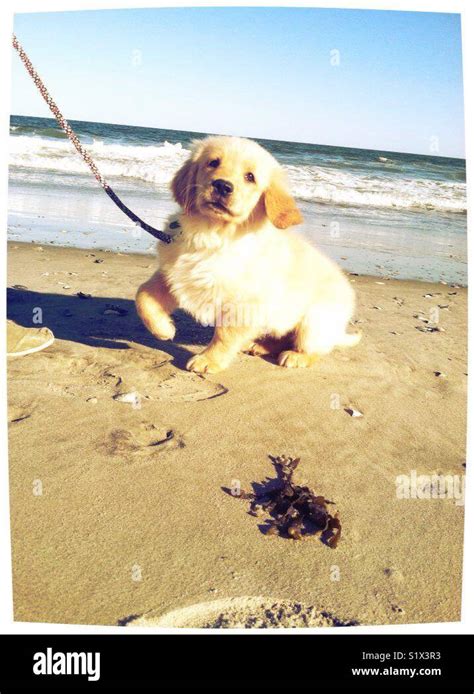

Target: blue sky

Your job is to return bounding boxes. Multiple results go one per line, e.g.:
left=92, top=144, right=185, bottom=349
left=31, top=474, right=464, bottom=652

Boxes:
left=11, top=7, right=465, bottom=157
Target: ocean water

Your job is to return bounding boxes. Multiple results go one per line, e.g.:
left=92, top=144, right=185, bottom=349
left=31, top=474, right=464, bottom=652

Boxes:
left=8, top=115, right=467, bottom=284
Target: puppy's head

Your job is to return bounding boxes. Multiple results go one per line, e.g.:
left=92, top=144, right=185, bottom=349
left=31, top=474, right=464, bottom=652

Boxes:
left=171, top=136, right=302, bottom=229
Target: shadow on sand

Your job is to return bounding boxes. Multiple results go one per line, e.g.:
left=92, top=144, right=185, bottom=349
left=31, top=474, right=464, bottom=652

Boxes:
left=7, top=287, right=214, bottom=370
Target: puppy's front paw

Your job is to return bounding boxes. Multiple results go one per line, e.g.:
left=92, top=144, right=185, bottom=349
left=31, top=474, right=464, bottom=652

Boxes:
left=151, top=317, right=176, bottom=341
left=186, top=352, right=224, bottom=374
left=278, top=350, right=317, bottom=368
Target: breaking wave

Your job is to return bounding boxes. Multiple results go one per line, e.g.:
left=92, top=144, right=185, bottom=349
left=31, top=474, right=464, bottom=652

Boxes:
left=9, top=132, right=466, bottom=214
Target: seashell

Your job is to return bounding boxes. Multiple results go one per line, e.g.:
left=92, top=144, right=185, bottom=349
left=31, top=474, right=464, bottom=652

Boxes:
left=345, top=407, right=363, bottom=417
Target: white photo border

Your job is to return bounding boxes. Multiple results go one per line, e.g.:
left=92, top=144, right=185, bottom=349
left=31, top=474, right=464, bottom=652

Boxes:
left=0, top=0, right=472, bottom=636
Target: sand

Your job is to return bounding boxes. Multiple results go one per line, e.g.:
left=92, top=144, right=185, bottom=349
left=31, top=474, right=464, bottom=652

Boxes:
left=7, top=242, right=466, bottom=627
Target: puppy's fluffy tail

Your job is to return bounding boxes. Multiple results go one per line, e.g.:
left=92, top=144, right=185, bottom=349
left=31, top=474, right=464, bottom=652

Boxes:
left=337, top=331, right=362, bottom=348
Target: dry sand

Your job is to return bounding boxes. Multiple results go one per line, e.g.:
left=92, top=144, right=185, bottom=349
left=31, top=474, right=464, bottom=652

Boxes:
left=7, top=242, right=466, bottom=627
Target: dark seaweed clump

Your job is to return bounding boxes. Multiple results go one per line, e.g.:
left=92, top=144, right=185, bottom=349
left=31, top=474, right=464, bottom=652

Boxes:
left=226, top=456, right=342, bottom=548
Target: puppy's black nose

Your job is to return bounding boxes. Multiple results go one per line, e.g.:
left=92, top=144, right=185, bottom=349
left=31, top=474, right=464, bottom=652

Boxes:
left=212, top=179, right=233, bottom=196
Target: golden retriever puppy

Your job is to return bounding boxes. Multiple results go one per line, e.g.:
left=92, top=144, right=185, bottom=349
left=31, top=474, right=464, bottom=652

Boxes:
left=136, top=136, right=360, bottom=373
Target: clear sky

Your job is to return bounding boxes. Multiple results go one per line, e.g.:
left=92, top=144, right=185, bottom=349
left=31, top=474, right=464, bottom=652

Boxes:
left=11, top=7, right=465, bottom=157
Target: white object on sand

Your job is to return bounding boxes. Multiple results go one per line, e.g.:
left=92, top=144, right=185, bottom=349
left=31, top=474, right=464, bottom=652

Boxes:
left=345, top=407, right=364, bottom=418
left=7, top=321, right=55, bottom=357
left=113, top=391, right=141, bottom=405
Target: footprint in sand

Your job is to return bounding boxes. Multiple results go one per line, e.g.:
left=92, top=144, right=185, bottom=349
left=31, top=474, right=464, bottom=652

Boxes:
left=122, top=597, right=359, bottom=628
left=156, top=369, right=227, bottom=402
left=9, top=351, right=119, bottom=399
left=104, top=421, right=185, bottom=462
left=108, top=356, right=227, bottom=403
left=9, top=349, right=227, bottom=403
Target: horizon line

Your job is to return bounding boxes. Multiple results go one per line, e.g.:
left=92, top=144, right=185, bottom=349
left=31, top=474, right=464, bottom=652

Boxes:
left=10, top=112, right=466, bottom=161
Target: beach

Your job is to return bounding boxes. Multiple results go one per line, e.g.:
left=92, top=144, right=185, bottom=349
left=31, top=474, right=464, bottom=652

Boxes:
left=7, top=241, right=466, bottom=627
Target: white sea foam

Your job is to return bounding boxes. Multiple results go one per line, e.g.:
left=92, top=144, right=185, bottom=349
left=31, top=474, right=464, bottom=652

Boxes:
left=9, top=135, right=189, bottom=188
left=9, top=134, right=466, bottom=213
left=285, top=164, right=466, bottom=213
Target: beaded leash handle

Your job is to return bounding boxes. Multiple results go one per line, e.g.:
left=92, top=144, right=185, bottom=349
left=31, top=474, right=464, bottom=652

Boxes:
left=12, top=34, right=172, bottom=244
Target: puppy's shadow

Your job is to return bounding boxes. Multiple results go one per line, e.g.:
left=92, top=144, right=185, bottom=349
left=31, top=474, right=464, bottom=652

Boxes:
left=7, top=287, right=214, bottom=370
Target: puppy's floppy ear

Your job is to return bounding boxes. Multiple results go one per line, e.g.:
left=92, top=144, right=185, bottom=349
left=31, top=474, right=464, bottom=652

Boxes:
left=264, top=170, right=303, bottom=229
left=171, top=158, right=197, bottom=213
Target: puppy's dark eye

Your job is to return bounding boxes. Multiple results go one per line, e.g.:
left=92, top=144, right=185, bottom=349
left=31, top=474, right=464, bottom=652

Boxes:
left=208, top=158, right=220, bottom=168
left=245, top=172, right=255, bottom=183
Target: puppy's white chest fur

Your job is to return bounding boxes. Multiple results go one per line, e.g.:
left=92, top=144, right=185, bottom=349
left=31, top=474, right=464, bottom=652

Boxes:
left=159, top=219, right=273, bottom=326
left=157, top=211, right=355, bottom=349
